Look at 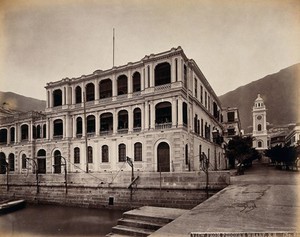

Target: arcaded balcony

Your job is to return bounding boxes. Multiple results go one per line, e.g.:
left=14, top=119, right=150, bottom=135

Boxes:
left=155, top=102, right=172, bottom=130
left=100, top=113, right=113, bottom=136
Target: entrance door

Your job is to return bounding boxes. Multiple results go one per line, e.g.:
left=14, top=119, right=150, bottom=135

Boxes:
left=37, top=158, right=46, bottom=174
left=54, top=150, right=61, bottom=174
left=157, top=142, right=170, bottom=172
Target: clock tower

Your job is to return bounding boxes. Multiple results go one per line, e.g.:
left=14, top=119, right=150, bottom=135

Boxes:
left=252, top=94, right=268, bottom=150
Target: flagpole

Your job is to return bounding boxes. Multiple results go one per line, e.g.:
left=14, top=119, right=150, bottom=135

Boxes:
left=113, top=28, right=115, bottom=67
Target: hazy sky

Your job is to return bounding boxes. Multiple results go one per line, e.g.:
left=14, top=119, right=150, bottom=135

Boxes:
left=0, top=0, right=299, bottom=100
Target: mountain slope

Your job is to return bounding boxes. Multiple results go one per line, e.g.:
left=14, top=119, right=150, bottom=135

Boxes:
left=219, top=63, right=300, bottom=133
left=0, top=91, right=46, bottom=112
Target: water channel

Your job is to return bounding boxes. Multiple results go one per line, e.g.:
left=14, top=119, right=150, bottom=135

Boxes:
left=0, top=204, right=124, bottom=237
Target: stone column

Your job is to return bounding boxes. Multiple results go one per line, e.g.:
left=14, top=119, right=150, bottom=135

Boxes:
left=171, top=97, right=177, bottom=127
left=95, top=112, right=99, bottom=136
left=150, top=101, right=155, bottom=129
left=144, top=101, right=149, bottom=130
left=112, top=74, right=117, bottom=98
left=178, top=98, right=183, bottom=126
left=29, top=121, right=33, bottom=142
left=7, top=127, right=10, bottom=145
left=113, top=108, right=117, bottom=134
left=95, top=79, right=99, bottom=101
left=128, top=106, right=133, bottom=132
left=171, top=57, right=176, bottom=83
left=72, top=116, right=76, bottom=138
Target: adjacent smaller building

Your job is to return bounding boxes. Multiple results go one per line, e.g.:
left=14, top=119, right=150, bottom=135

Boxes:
left=221, top=107, right=241, bottom=144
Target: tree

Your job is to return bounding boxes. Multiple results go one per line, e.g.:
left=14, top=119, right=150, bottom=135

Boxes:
left=225, top=136, right=260, bottom=169
left=265, top=145, right=297, bottom=170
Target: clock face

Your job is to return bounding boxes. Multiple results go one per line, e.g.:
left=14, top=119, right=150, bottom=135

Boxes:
left=257, top=115, right=262, bottom=120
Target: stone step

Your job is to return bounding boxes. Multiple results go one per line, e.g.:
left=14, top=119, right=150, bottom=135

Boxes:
left=108, top=206, right=187, bottom=237
left=112, top=225, right=154, bottom=237
left=118, top=218, right=164, bottom=230
left=122, top=206, right=187, bottom=224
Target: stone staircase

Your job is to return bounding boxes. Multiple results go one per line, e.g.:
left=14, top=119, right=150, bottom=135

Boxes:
left=107, top=206, right=187, bottom=237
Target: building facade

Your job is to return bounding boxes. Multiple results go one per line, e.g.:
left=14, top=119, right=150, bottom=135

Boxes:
left=252, top=94, right=269, bottom=150
left=0, top=47, right=225, bottom=175
left=221, top=107, right=241, bottom=143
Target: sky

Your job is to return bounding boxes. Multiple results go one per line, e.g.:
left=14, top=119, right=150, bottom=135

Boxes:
left=0, top=0, right=299, bottom=100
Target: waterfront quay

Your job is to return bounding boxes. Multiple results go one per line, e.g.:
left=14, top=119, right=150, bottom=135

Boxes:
left=150, top=162, right=300, bottom=236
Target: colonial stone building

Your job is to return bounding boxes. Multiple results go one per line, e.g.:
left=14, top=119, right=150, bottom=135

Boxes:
left=0, top=47, right=225, bottom=175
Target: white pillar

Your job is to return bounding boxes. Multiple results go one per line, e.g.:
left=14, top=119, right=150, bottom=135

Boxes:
left=172, top=97, right=177, bottom=127
left=144, top=101, right=149, bottom=130
left=128, top=106, right=133, bottom=132
left=171, top=57, right=176, bottom=83
left=178, top=98, right=183, bottom=126
left=150, top=101, right=155, bottom=129
left=113, top=109, right=117, bottom=134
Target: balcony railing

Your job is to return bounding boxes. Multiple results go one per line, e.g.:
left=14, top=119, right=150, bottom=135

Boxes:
left=117, top=128, right=128, bottom=134
left=133, top=127, right=141, bottom=133
left=154, top=83, right=171, bottom=92
left=99, top=97, right=112, bottom=104
left=100, top=130, right=113, bottom=136
left=53, top=135, right=63, bottom=139
left=132, top=91, right=141, bottom=97
left=116, top=94, right=128, bottom=100
left=155, top=122, right=172, bottom=130
left=87, top=132, right=95, bottom=137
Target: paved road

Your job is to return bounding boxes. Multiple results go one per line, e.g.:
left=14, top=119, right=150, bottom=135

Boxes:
left=150, top=162, right=300, bottom=236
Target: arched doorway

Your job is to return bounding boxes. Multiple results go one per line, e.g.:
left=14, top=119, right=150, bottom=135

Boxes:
left=54, top=150, right=61, bottom=174
left=37, top=149, right=46, bottom=174
left=157, top=142, right=170, bottom=172
left=0, top=152, right=7, bottom=174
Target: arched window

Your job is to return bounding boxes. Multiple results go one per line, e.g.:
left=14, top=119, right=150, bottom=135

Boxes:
left=32, top=125, right=37, bottom=139
left=118, top=144, right=126, bottom=162
left=21, top=124, right=29, bottom=141
left=37, top=149, right=46, bottom=174
left=0, top=152, right=6, bottom=174
left=43, top=124, right=47, bottom=138
left=258, top=124, right=262, bottom=131
left=132, top=72, right=141, bottom=92
left=86, top=83, right=95, bottom=101
left=75, top=86, right=82, bottom=104
left=155, top=102, right=172, bottom=126
left=183, top=102, right=188, bottom=126
left=8, top=153, right=14, bottom=171
left=0, top=129, right=7, bottom=144
left=100, top=113, right=113, bottom=135
left=155, top=62, right=171, bottom=86
left=36, top=125, right=41, bottom=139
left=99, top=79, right=112, bottom=99
left=117, top=75, right=128, bottom=95
left=10, top=127, right=15, bottom=143
left=102, top=145, right=109, bottom=163
left=133, top=108, right=141, bottom=130
left=134, top=142, right=142, bottom=161
left=74, top=147, right=80, bottom=164
left=185, top=144, right=188, bottom=165
left=54, top=150, right=61, bottom=173
left=53, top=119, right=63, bottom=137
left=258, top=141, right=262, bottom=148
left=76, top=117, right=83, bottom=137
left=118, top=110, right=128, bottom=132
left=22, top=154, right=27, bottom=169
left=53, top=89, right=62, bottom=107
left=88, top=146, right=93, bottom=163
left=87, top=115, right=96, bottom=134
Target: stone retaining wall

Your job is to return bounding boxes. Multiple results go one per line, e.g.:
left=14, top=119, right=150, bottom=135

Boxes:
left=0, top=171, right=229, bottom=210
